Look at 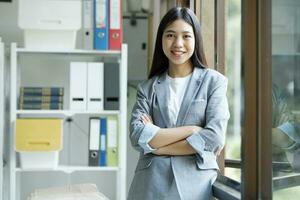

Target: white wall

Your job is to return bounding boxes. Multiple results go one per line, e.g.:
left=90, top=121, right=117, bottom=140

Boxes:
left=0, top=1, right=22, bottom=45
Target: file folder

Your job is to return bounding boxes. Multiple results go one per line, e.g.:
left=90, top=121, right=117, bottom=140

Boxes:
left=82, top=0, right=94, bottom=50
left=94, top=0, right=108, bottom=50
left=104, top=63, right=119, bottom=110
left=99, top=118, right=107, bottom=166
left=70, top=62, right=87, bottom=110
left=107, top=116, right=118, bottom=166
left=88, top=118, right=100, bottom=166
left=87, top=62, right=104, bottom=111
left=109, top=0, right=122, bottom=50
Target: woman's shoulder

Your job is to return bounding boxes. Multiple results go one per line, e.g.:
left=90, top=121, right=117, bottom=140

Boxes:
left=136, top=75, right=160, bottom=95
left=195, top=67, right=227, bottom=83
left=138, top=76, right=158, bottom=89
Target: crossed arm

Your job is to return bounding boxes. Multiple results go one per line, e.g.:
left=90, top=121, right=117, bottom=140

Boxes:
left=140, top=114, right=201, bottom=156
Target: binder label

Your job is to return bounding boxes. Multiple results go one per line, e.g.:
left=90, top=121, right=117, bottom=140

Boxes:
left=83, top=0, right=93, bottom=29
left=110, top=0, right=121, bottom=29
left=100, top=134, right=106, bottom=151
left=96, top=0, right=107, bottom=28
left=108, top=120, right=117, bottom=147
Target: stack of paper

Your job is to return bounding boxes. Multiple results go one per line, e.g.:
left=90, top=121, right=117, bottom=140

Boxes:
left=27, top=183, right=110, bottom=200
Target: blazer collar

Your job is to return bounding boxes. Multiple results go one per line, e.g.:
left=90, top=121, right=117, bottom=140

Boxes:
left=176, top=67, right=207, bottom=126
left=155, top=67, right=208, bottom=127
left=155, top=71, right=172, bottom=127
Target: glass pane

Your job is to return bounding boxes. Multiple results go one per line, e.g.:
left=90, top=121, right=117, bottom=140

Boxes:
left=224, top=0, right=242, bottom=182
left=272, top=0, right=300, bottom=198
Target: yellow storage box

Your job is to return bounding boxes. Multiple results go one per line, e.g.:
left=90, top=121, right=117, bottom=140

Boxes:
left=15, top=118, right=63, bottom=169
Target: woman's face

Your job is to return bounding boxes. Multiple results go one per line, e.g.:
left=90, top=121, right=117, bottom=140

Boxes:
left=162, top=19, right=195, bottom=68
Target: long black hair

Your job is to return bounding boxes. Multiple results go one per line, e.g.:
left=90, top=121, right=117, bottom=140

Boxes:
left=148, top=7, right=207, bottom=79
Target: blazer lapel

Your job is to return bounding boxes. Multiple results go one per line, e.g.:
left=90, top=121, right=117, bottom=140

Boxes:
left=154, top=72, right=172, bottom=127
left=176, top=67, right=207, bottom=126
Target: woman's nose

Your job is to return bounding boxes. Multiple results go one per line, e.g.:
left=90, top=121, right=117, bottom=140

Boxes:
left=173, top=37, right=184, bottom=48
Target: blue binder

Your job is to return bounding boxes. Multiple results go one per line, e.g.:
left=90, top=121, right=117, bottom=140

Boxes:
left=94, top=0, right=108, bottom=50
left=99, top=118, right=107, bottom=166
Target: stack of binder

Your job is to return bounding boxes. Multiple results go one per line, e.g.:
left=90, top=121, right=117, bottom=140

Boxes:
left=88, top=116, right=118, bottom=167
left=82, top=0, right=123, bottom=50
left=70, top=62, right=104, bottom=111
left=19, top=87, right=64, bottom=110
left=69, top=61, right=120, bottom=111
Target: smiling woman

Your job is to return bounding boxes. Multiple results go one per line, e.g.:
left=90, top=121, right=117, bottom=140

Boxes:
left=128, top=7, right=230, bottom=200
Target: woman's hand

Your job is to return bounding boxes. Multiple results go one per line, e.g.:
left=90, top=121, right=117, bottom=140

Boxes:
left=141, top=114, right=153, bottom=125
left=153, top=148, right=163, bottom=155
left=190, top=126, right=202, bottom=133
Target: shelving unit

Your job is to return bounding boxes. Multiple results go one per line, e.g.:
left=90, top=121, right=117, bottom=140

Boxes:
left=16, top=110, right=120, bottom=118
left=9, top=43, right=127, bottom=200
left=0, top=38, right=4, bottom=200
left=15, top=166, right=119, bottom=173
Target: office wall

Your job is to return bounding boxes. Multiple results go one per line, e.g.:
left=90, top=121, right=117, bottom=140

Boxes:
left=0, top=1, right=22, bottom=45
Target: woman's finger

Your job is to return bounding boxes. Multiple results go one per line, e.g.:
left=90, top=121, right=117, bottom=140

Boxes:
left=140, top=114, right=153, bottom=124
left=143, top=114, right=152, bottom=122
left=142, top=114, right=149, bottom=121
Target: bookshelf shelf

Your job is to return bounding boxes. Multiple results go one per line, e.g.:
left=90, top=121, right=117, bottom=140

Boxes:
left=15, top=166, right=119, bottom=173
left=16, top=48, right=121, bottom=56
left=9, top=43, right=128, bottom=200
left=16, top=110, right=120, bottom=117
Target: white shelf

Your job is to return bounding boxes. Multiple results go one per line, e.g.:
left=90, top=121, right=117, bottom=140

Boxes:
left=9, top=43, right=128, bottom=200
left=16, top=48, right=121, bottom=56
left=16, top=110, right=120, bottom=117
left=15, top=166, right=119, bottom=173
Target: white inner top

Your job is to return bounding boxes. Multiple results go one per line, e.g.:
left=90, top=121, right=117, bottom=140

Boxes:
left=166, top=73, right=192, bottom=126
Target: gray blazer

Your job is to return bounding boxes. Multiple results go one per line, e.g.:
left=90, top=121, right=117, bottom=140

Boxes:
left=128, top=67, right=230, bottom=200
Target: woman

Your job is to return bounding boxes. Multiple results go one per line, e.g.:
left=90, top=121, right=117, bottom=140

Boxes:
left=128, top=7, right=230, bottom=200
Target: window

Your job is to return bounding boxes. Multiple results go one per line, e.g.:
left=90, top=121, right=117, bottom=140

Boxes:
left=272, top=0, right=300, bottom=198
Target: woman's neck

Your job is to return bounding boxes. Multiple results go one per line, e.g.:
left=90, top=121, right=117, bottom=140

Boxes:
left=168, top=63, right=193, bottom=78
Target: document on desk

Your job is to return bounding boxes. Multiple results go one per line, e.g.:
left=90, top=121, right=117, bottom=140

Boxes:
left=28, top=183, right=110, bottom=200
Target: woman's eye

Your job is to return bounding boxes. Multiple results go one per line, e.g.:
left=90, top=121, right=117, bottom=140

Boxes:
left=184, top=35, right=192, bottom=39
left=166, top=34, right=174, bottom=38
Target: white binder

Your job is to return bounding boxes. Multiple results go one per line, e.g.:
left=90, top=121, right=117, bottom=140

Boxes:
left=87, top=62, right=104, bottom=111
left=70, top=62, right=87, bottom=110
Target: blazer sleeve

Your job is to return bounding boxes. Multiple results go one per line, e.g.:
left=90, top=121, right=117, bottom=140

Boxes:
left=186, top=77, right=230, bottom=164
left=129, top=83, right=160, bottom=154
